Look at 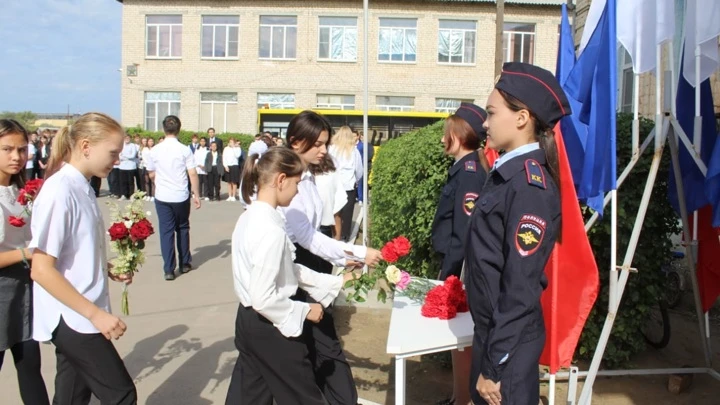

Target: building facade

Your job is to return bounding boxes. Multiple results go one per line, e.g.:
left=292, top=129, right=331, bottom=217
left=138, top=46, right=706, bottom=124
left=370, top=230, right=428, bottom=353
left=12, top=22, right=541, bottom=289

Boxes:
left=118, top=0, right=564, bottom=134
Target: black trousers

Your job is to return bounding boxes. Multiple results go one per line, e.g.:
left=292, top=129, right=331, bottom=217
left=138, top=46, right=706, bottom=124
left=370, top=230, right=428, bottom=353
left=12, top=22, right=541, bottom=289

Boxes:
left=198, top=174, right=207, bottom=198
left=207, top=168, right=221, bottom=200
left=294, top=244, right=357, bottom=405
left=225, top=305, right=327, bottom=405
left=134, top=168, right=144, bottom=192
left=90, top=176, right=101, bottom=197
left=108, top=169, right=120, bottom=196
left=339, top=189, right=357, bottom=242
left=0, top=340, right=50, bottom=405
left=51, top=317, right=136, bottom=405
left=469, top=320, right=545, bottom=405
left=119, top=169, right=135, bottom=199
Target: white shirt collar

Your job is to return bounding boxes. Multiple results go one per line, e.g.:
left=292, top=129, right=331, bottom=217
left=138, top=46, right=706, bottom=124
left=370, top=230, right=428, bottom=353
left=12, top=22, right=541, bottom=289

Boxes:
left=492, top=142, right=540, bottom=171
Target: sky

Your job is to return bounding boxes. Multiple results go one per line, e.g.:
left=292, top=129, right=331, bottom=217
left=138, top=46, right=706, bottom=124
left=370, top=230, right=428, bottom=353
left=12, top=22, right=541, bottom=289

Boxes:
left=0, top=0, right=122, bottom=119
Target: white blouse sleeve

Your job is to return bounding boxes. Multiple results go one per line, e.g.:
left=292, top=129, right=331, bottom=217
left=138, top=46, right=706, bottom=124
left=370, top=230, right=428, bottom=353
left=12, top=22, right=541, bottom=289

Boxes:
left=29, top=191, right=70, bottom=258
left=248, top=230, right=310, bottom=338
left=294, top=263, right=343, bottom=307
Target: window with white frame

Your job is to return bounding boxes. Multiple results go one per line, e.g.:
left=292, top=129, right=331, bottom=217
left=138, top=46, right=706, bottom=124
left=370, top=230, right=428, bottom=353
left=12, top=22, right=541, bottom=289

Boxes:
left=378, top=18, right=417, bottom=62
left=435, top=98, right=474, bottom=113
left=201, top=16, right=239, bottom=58
left=318, top=17, right=358, bottom=61
left=376, top=96, right=414, bottom=111
left=257, top=93, right=295, bottom=109
left=618, top=47, right=634, bottom=113
left=317, top=94, right=355, bottom=110
left=145, top=92, right=181, bottom=131
left=502, top=23, right=535, bottom=63
left=146, top=15, right=182, bottom=58
left=259, top=16, right=297, bottom=59
left=200, top=93, right=238, bottom=133
left=438, top=20, right=476, bottom=64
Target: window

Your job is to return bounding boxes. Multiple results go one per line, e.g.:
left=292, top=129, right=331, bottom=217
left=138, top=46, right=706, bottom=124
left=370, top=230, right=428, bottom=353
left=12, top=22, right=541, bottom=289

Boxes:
left=376, top=96, right=414, bottom=112
left=145, top=92, right=181, bottom=131
left=618, top=47, right=634, bottom=113
left=317, top=94, right=355, bottom=110
left=146, top=15, right=182, bottom=58
left=435, top=98, right=473, bottom=113
left=502, top=23, right=535, bottom=63
left=318, top=17, right=357, bottom=62
left=202, top=16, right=239, bottom=58
left=200, top=93, right=238, bottom=133
left=259, top=16, right=297, bottom=59
left=378, top=18, right=417, bottom=62
left=438, top=20, right=476, bottom=64
left=257, top=93, right=295, bottom=109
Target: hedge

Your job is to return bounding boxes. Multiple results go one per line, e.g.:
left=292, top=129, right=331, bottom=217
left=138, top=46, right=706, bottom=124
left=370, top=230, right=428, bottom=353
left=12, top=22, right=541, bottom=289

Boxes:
left=369, top=114, right=679, bottom=367
left=125, top=126, right=255, bottom=152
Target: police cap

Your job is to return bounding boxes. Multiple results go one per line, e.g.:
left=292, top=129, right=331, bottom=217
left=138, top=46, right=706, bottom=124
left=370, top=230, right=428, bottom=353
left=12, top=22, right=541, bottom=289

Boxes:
left=495, top=62, right=571, bottom=128
left=454, top=102, right=487, bottom=139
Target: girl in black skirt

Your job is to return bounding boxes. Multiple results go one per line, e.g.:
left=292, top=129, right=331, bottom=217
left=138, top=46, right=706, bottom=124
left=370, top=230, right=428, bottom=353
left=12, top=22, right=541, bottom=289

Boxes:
left=223, top=138, right=241, bottom=201
left=225, top=147, right=358, bottom=405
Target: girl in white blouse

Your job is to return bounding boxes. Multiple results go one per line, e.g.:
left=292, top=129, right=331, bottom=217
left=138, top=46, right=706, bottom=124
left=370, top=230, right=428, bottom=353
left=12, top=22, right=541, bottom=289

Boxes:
left=0, top=119, right=49, bottom=404
left=30, top=113, right=137, bottom=405
left=328, top=126, right=363, bottom=242
left=222, top=137, right=240, bottom=201
left=225, top=147, right=357, bottom=405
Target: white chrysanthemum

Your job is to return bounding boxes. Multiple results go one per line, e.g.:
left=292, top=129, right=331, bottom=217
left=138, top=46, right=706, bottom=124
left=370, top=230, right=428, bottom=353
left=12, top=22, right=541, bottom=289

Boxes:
left=124, top=220, right=133, bottom=229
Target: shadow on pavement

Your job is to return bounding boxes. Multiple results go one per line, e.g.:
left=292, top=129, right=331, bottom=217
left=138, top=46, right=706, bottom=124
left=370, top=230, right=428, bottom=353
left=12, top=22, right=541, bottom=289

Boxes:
left=191, top=239, right=231, bottom=269
left=145, top=337, right=236, bottom=405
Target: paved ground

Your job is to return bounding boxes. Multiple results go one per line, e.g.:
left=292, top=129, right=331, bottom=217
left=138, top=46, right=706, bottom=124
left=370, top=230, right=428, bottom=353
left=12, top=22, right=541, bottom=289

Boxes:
left=0, top=190, right=383, bottom=404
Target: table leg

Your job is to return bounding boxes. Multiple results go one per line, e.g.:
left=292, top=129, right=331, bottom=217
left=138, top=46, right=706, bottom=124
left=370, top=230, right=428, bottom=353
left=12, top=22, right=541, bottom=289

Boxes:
left=395, top=356, right=406, bottom=405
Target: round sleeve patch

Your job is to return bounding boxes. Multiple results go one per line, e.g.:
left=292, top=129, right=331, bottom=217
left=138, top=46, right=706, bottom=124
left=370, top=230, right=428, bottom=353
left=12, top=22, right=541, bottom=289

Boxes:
left=515, top=214, right=546, bottom=256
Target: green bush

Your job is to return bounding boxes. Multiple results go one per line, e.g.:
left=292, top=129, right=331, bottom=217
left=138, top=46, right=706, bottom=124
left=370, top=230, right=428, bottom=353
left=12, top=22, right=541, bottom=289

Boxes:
left=369, top=121, right=451, bottom=278
left=369, top=114, right=680, bottom=367
left=124, top=126, right=255, bottom=151
left=577, top=113, right=680, bottom=367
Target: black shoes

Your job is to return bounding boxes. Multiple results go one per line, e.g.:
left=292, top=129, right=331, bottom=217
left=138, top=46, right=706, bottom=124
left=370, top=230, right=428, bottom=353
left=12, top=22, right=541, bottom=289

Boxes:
left=164, top=273, right=175, bottom=281
left=180, top=264, right=193, bottom=274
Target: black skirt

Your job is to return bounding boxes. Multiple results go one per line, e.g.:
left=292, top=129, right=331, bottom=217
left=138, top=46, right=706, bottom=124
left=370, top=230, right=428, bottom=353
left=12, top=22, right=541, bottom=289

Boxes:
left=227, top=165, right=240, bottom=184
left=0, top=262, right=32, bottom=351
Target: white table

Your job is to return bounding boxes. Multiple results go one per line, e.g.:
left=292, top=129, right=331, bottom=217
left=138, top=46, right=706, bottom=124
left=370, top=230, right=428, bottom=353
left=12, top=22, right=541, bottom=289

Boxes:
left=386, top=281, right=474, bottom=405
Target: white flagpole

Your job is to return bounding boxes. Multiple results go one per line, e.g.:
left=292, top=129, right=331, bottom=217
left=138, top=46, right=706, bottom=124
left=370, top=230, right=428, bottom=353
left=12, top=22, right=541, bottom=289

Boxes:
left=362, top=0, right=369, bottom=266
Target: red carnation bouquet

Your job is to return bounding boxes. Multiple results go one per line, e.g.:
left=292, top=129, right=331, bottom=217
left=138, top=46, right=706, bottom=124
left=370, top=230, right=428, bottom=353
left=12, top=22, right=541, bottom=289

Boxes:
left=9, top=179, right=43, bottom=228
left=344, top=236, right=413, bottom=303
left=421, top=275, right=469, bottom=320
left=107, top=191, right=154, bottom=315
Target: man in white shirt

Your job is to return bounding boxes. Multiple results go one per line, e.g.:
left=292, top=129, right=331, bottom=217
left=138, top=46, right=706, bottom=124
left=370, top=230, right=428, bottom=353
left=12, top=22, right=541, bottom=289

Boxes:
left=118, top=135, right=139, bottom=200
left=25, top=141, right=36, bottom=180
left=248, top=134, right=269, bottom=157
left=145, top=116, right=202, bottom=281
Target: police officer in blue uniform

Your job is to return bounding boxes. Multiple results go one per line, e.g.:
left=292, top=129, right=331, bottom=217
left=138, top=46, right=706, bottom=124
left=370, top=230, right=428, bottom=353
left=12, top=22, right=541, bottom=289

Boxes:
left=431, top=102, right=489, bottom=405
left=432, top=102, right=489, bottom=281
left=464, top=63, right=570, bottom=405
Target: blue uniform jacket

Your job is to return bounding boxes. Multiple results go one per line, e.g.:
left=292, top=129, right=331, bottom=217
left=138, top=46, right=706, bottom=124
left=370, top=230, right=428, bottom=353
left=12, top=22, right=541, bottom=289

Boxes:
left=464, top=148, right=560, bottom=383
left=431, top=152, right=487, bottom=280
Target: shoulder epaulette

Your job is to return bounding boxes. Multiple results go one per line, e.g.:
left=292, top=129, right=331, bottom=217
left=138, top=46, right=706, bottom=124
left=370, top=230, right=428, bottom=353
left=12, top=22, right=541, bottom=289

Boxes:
left=525, top=159, right=546, bottom=189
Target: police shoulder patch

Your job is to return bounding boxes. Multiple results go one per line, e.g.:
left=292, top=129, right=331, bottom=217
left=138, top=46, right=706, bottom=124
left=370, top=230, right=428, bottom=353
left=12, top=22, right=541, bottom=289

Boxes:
left=464, top=160, right=477, bottom=172
left=515, top=214, right=546, bottom=257
left=525, top=159, right=546, bottom=189
left=463, top=192, right=479, bottom=216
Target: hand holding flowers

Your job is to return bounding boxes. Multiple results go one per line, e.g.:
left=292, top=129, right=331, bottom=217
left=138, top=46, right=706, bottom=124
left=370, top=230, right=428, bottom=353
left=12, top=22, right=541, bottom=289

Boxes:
left=9, top=179, right=43, bottom=228
left=343, top=236, right=413, bottom=303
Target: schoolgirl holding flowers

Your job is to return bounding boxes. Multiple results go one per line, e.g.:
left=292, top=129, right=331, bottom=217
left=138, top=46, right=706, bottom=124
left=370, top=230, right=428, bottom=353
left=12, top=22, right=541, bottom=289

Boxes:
left=0, top=119, right=49, bottom=404
left=225, top=147, right=358, bottom=405
left=30, top=112, right=137, bottom=405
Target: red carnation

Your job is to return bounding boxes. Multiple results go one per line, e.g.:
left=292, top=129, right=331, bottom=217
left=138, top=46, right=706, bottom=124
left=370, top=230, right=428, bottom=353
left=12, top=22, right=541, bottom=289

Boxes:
left=9, top=216, right=26, bottom=227
left=381, top=244, right=400, bottom=263
left=391, top=236, right=412, bottom=257
left=17, top=190, right=28, bottom=206
left=129, top=218, right=154, bottom=242
left=23, top=179, right=43, bottom=197
left=437, top=304, right=457, bottom=320
left=108, top=222, right=130, bottom=241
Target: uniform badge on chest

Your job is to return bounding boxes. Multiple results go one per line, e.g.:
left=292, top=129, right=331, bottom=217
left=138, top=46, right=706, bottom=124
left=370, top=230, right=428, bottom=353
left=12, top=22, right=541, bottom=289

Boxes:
left=515, top=214, right=546, bottom=256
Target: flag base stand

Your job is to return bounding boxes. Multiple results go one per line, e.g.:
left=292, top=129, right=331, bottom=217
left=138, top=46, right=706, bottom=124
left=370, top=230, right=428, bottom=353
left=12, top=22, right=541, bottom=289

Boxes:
left=553, top=115, right=720, bottom=405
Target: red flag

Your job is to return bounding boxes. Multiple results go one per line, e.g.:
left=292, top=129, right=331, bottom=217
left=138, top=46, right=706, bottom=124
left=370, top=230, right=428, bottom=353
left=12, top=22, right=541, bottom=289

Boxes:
left=484, top=148, right=499, bottom=168
left=539, top=124, right=600, bottom=373
left=690, top=206, right=720, bottom=312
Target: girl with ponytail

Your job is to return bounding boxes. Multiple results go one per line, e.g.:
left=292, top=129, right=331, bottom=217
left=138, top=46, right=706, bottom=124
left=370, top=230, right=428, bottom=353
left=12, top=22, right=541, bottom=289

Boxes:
left=463, top=63, right=570, bottom=405
left=29, top=112, right=138, bottom=404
